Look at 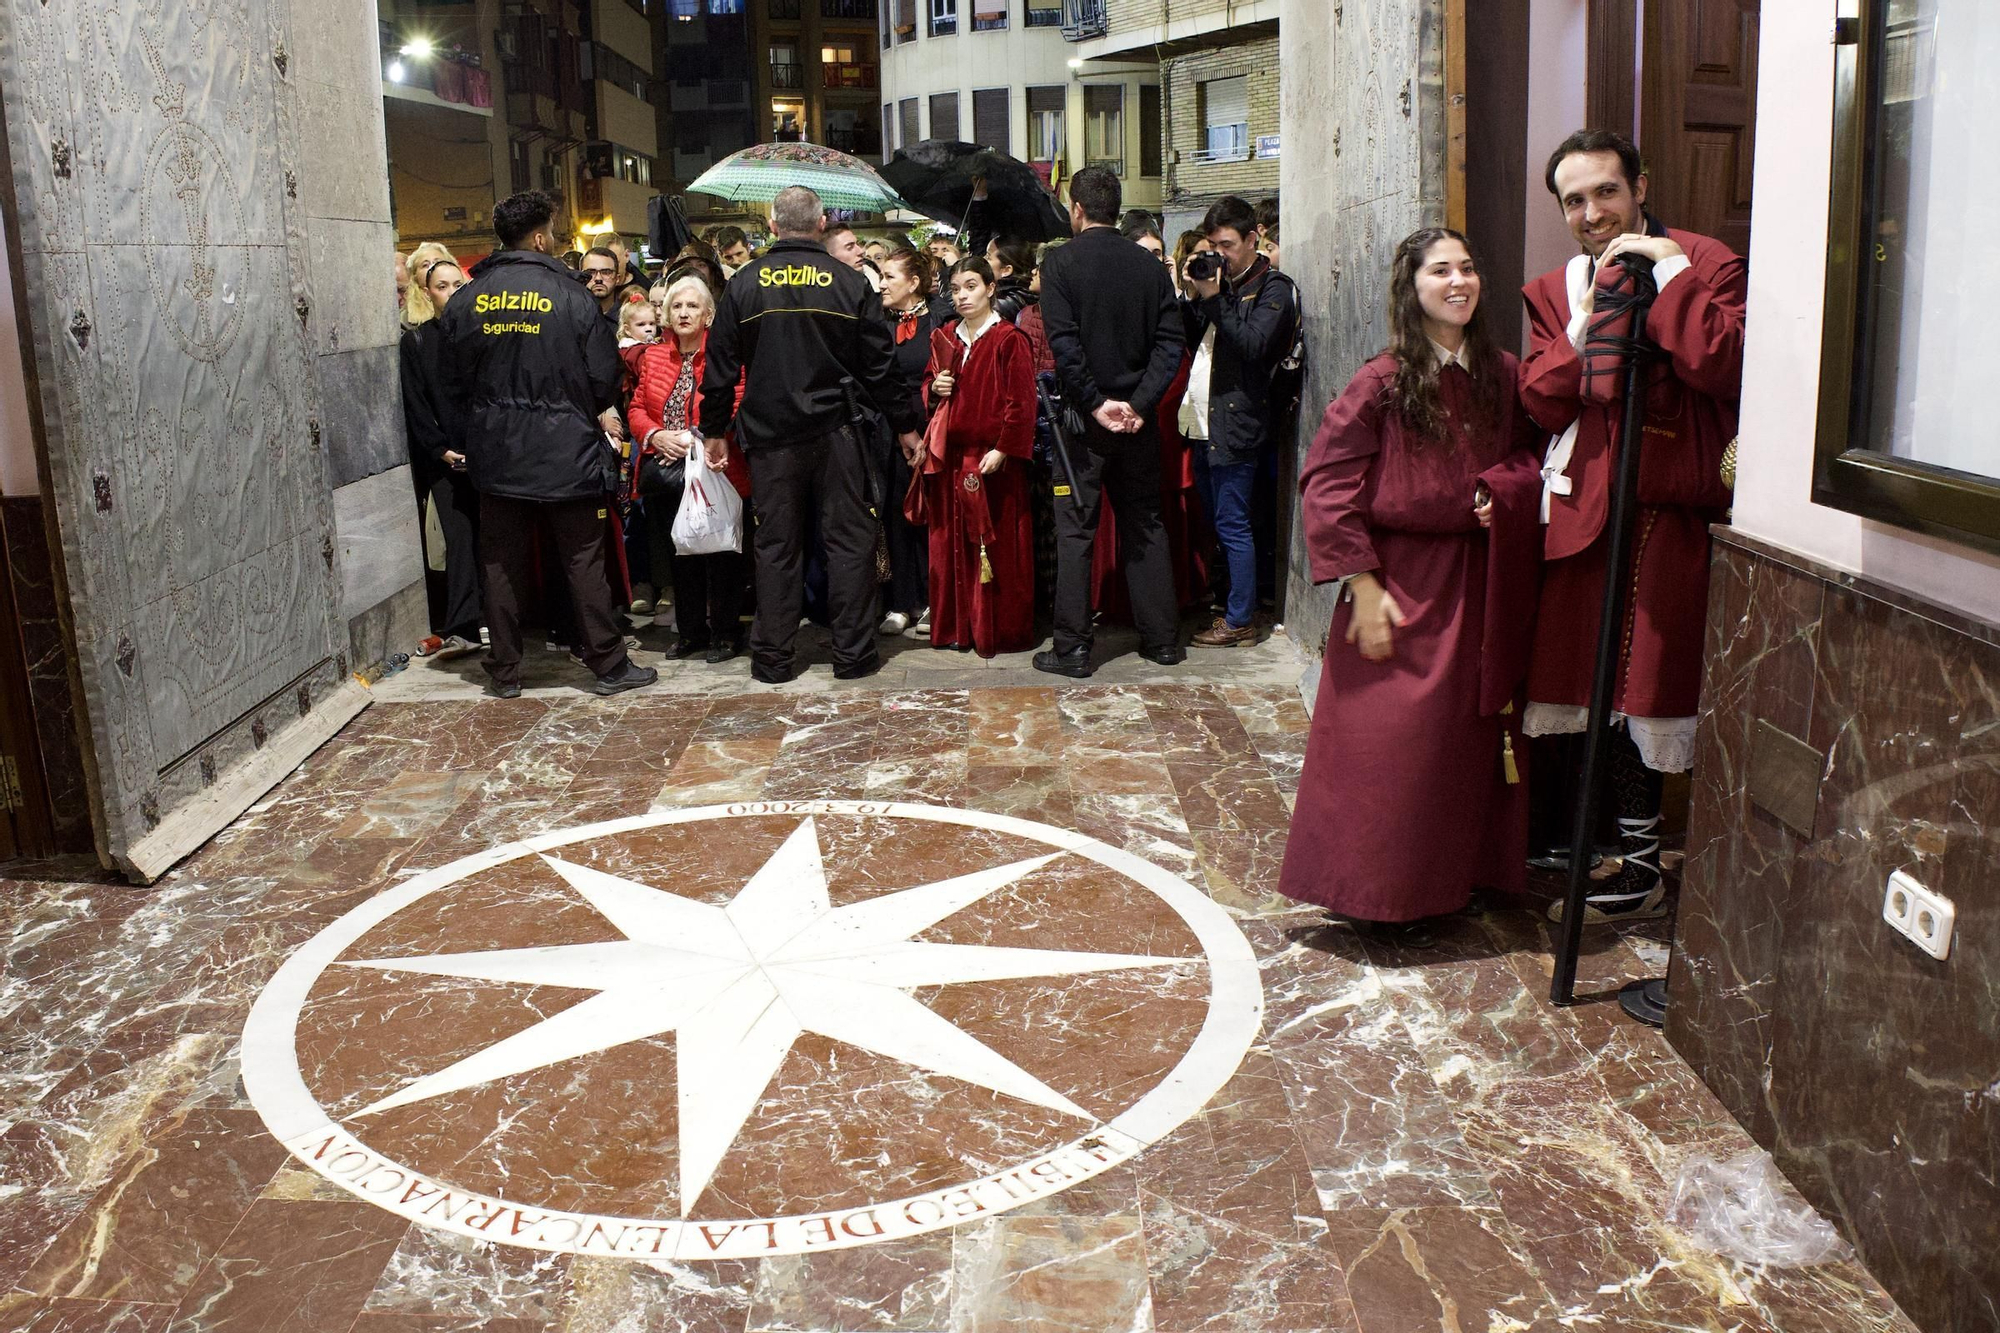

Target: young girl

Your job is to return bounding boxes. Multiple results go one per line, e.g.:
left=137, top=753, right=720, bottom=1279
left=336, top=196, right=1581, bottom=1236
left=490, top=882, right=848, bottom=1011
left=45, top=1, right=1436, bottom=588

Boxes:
left=617, top=299, right=660, bottom=348
left=919, top=258, right=1036, bottom=657
left=1278, top=227, right=1544, bottom=940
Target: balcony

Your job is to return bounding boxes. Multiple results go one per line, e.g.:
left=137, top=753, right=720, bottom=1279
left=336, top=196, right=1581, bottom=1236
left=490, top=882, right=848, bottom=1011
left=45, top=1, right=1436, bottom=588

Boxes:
left=823, top=62, right=878, bottom=90
left=1025, top=3, right=1061, bottom=27
left=822, top=0, right=877, bottom=19
left=771, top=63, right=803, bottom=89
left=769, top=0, right=801, bottom=15
left=1059, top=0, right=1104, bottom=41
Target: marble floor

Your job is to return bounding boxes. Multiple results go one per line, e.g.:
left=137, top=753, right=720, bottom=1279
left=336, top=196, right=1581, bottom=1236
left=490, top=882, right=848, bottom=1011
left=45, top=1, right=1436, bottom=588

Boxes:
left=1, top=675, right=1918, bottom=1333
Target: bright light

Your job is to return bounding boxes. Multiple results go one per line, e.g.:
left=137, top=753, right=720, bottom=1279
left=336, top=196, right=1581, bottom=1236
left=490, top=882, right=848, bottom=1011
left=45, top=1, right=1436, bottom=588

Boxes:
left=387, top=59, right=406, bottom=82
left=1066, top=58, right=1082, bottom=69
left=399, top=37, right=434, bottom=59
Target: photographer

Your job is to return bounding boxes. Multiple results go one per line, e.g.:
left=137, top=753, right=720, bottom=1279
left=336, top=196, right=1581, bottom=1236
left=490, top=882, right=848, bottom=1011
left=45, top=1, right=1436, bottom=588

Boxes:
left=1179, top=196, right=1299, bottom=647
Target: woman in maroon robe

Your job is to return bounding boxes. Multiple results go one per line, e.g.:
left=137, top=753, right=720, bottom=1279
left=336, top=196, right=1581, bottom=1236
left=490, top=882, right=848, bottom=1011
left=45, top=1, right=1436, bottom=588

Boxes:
left=1279, top=228, right=1544, bottom=936
left=919, top=258, right=1037, bottom=656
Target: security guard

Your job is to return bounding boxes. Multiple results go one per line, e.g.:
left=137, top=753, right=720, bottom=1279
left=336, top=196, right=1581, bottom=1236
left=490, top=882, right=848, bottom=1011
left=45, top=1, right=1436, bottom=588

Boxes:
left=697, top=185, right=923, bottom=684
left=438, top=189, right=657, bottom=699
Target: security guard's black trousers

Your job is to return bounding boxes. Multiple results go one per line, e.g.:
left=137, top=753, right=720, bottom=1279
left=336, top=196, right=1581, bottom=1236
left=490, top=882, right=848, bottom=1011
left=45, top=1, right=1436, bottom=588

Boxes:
left=479, top=493, right=630, bottom=687
left=746, top=425, right=880, bottom=677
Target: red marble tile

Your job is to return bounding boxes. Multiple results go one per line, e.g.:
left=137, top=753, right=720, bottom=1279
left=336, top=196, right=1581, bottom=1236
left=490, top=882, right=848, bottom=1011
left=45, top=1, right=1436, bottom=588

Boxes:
left=19, top=1109, right=290, bottom=1305
left=161, top=1200, right=408, bottom=1332
left=0, top=1298, right=173, bottom=1332
left=1325, top=1206, right=1554, bottom=1333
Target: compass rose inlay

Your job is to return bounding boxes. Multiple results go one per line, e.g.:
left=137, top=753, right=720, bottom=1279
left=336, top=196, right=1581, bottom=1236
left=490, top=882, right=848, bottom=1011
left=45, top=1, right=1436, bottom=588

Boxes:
left=243, top=800, right=1264, bottom=1260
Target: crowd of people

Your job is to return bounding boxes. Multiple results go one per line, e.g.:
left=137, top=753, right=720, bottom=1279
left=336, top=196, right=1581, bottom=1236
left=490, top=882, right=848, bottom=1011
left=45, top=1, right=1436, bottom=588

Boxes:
left=396, top=167, right=1297, bottom=690
left=393, top=124, right=1742, bottom=940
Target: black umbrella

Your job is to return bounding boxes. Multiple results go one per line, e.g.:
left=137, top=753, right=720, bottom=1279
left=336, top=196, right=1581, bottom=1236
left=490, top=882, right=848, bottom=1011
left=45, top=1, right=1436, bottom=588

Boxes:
left=648, top=194, right=696, bottom=265
left=879, top=141, right=1071, bottom=246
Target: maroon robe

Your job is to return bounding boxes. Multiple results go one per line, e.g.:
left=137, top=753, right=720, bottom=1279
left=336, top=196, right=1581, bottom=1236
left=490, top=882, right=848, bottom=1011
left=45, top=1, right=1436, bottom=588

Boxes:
left=922, top=318, right=1037, bottom=656
left=1520, top=227, right=1745, bottom=722
left=1279, top=352, right=1544, bottom=921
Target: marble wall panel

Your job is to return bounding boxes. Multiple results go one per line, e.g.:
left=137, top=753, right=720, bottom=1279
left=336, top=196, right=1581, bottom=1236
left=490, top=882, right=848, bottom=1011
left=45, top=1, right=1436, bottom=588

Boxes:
left=1668, top=527, right=2000, bottom=1333
left=304, top=216, right=400, bottom=358
left=295, top=76, right=392, bottom=226
left=334, top=466, right=425, bottom=624
left=322, top=345, right=409, bottom=488
left=347, top=579, right=429, bottom=680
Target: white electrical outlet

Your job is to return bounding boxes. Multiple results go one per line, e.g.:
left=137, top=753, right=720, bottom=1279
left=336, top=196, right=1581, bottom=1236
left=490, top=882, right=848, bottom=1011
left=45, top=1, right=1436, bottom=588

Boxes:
left=1883, top=869, right=1955, bottom=961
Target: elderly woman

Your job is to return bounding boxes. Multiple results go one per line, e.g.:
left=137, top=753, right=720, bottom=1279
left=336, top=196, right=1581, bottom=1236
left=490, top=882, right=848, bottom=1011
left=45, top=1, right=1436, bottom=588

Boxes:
left=627, top=274, right=749, bottom=662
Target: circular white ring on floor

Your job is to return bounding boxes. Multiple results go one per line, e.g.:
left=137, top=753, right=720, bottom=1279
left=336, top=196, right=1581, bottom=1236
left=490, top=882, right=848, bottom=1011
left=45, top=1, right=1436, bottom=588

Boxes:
left=242, top=800, right=1265, bottom=1259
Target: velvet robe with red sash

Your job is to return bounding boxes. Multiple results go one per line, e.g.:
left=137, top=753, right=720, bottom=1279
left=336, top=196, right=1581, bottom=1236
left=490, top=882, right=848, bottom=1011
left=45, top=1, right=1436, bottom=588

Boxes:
left=1279, top=352, right=1544, bottom=922
left=1520, top=227, right=1744, bottom=732
left=921, top=318, right=1037, bottom=656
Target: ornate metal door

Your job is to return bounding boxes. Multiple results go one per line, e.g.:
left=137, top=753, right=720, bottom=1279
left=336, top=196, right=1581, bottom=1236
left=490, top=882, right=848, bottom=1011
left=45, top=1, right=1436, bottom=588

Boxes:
left=0, top=0, right=367, bottom=878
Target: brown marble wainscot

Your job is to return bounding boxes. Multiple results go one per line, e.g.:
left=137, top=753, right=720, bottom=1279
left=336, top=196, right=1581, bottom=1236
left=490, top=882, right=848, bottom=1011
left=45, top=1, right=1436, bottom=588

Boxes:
left=1666, top=525, right=2000, bottom=1333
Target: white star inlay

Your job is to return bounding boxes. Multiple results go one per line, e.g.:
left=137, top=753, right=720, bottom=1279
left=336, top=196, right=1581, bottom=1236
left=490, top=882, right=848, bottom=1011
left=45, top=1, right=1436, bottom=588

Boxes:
left=339, top=817, right=1183, bottom=1215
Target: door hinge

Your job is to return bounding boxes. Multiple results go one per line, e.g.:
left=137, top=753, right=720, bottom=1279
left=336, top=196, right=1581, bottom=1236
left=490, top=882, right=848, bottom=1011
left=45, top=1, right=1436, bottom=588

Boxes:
left=0, top=755, right=23, bottom=813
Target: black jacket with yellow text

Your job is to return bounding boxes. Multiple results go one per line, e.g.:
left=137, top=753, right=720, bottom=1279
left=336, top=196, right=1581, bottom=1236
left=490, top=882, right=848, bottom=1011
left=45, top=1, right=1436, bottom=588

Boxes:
left=699, top=238, right=921, bottom=449
left=437, top=249, right=622, bottom=502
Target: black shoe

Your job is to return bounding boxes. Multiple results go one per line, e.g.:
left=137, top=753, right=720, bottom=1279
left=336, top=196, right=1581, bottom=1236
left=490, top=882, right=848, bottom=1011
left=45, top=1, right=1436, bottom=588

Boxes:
left=1138, top=643, right=1185, bottom=666
left=1033, top=647, right=1093, bottom=679
left=833, top=654, right=881, bottom=681
left=673, top=637, right=712, bottom=660
left=704, top=643, right=738, bottom=665
left=590, top=661, right=659, bottom=696
left=752, top=661, right=796, bottom=685
left=487, top=680, right=522, bottom=700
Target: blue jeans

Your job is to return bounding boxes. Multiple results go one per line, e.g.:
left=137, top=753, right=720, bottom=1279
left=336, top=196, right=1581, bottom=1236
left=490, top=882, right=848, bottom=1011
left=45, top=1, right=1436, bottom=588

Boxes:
left=1193, top=449, right=1257, bottom=629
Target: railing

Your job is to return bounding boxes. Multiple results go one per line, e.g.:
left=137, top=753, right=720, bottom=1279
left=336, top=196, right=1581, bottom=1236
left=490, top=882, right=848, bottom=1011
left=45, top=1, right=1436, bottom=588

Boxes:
left=822, top=0, right=877, bottom=18
left=1025, top=4, right=1061, bottom=26
left=771, top=62, right=803, bottom=89
left=823, top=62, right=878, bottom=89
left=1059, top=0, right=1103, bottom=40
left=769, top=0, right=801, bottom=15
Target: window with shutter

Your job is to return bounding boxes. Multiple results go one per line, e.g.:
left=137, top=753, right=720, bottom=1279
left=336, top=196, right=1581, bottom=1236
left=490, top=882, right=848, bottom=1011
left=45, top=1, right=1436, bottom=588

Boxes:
left=972, top=87, right=1008, bottom=152
left=972, top=0, right=1006, bottom=31
left=1083, top=84, right=1122, bottom=172
left=1026, top=85, right=1064, bottom=163
left=1200, top=76, right=1249, bottom=162
left=898, top=97, right=921, bottom=148
left=1139, top=83, right=1161, bottom=176
left=929, top=91, right=960, bottom=140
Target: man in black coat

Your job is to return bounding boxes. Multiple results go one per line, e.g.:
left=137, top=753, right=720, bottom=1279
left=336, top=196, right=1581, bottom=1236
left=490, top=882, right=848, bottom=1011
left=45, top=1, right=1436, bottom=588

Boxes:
left=1036, top=165, right=1187, bottom=678
left=438, top=189, right=657, bottom=699
left=698, top=185, right=922, bottom=684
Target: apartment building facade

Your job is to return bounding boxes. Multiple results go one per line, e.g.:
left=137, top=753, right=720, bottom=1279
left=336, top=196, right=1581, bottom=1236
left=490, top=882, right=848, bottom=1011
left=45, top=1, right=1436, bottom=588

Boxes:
left=576, top=0, right=665, bottom=244
left=879, top=0, right=1161, bottom=212
left=1065, top=0, right=1278, bottom=230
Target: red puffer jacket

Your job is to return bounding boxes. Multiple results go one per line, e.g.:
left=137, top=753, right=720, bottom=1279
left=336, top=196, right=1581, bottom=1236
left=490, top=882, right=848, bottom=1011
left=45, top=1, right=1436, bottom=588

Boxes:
left=627, top=335, right=750, bottom=496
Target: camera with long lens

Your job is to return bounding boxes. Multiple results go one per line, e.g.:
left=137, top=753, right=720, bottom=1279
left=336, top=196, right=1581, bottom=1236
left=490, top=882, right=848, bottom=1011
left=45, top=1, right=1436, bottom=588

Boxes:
left=1184, top=250, right=1225, bottom=283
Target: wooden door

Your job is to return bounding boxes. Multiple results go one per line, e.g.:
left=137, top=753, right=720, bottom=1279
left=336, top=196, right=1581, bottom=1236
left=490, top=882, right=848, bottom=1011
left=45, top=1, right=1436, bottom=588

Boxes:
left=1640, top=0, right=1760, bottom=258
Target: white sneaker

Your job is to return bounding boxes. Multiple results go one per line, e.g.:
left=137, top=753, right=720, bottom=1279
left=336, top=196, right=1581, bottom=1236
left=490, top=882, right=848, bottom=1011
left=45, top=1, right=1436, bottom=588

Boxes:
left=911, top=607, right=932, bottom=639
left=879, top=610, right=909, bottom=635
left=629, top=582, right=655, bottom=616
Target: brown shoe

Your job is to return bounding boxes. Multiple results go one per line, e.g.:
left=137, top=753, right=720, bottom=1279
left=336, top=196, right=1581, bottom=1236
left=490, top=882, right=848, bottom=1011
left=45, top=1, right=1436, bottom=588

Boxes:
left=1191, top=618, right=1258, bottom=648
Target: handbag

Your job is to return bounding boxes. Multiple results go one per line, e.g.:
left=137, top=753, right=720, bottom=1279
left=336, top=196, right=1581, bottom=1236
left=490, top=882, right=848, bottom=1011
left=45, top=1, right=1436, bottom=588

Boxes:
left=637, top=447, right=684, bottom=497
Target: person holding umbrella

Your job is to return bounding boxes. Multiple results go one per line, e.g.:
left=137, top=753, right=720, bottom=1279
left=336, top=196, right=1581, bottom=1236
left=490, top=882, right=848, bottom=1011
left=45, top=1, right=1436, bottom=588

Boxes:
left=917, top=258, right=1037, bottom=657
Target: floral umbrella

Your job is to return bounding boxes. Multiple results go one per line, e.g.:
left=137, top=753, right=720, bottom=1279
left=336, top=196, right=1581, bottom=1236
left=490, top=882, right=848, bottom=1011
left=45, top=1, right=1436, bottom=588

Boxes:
left=685, top=141, right=911, bottom=215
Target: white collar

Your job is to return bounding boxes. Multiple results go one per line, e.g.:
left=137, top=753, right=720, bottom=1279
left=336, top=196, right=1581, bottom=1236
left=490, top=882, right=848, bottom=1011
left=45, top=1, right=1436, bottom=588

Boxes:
left=1429, top=337, right=1471, bottom=370
left=957, top=313, right=998, bottom=349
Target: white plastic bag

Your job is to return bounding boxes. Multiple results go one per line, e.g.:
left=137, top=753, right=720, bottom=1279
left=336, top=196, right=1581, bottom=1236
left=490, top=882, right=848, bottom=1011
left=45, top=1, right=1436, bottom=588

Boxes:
left=671, top=446, right=743, bottom=555
left=1665, top=1150, right=1849, bottom=1267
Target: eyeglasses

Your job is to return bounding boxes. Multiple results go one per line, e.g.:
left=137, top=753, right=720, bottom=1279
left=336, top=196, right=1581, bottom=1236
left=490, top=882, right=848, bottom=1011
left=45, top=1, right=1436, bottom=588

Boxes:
left=583, top=267, right=617, bottom=281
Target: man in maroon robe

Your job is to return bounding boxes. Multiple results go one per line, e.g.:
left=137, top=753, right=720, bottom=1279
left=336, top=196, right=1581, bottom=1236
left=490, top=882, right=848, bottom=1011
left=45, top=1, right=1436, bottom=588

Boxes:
left=1520, top=129, right=1745, bottom=923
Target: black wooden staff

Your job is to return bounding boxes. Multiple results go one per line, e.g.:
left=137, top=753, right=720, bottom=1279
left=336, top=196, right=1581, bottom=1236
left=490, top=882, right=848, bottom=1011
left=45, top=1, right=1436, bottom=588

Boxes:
left=1551, top=253, right=1659, bottom=1007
